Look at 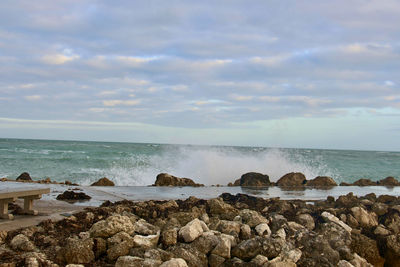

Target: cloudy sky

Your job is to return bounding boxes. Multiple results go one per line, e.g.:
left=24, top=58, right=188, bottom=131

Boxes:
left=0, top=0, right=400, bottom=150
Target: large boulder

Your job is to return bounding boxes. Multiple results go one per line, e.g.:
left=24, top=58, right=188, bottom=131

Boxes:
left=350, top=207, right=378, bottom=229
left=306, top=176, right=337, bottom=187
left=10, top=234, right=35, bottom=251
left=89, top=215, right=135, bottom=238
left=276, top=172, right=306, bottom=187
left=153, top=173, right=203, bottom=187
left=353, top=178, right=377, bottom=186
left=91, top=177, right=115, bottom=186
left=16, top=172, right=32, bottom=181
left=179, top=218, right=209, bottom=243
left=231, top=237, right=262, bottom=261
left=238, top=172, right=270, bottom=187
left=378, top=176, right=400, bottom=186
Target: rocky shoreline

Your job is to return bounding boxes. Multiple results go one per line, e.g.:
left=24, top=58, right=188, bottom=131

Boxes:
left=1, top=192, right=400, bottom=266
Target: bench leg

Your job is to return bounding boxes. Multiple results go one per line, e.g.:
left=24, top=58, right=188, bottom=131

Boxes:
left=21, top=195, right=41, bottom=215
left=0, top=198, right=15, bottom=220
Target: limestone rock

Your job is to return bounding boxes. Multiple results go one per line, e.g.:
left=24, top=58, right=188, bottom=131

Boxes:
left=179, top=218, right=209, bottom=243
left=160, top=258, right=188, bottom=267
left=91, top=177, right=115, bottom=186
left=211, top=235, right=232, bottom=259
left=321, top=211, right=352, bottom=233
left=231, top=238, right=262, bottom=261
left=296, top=213, right=315, bottom=230
left=216, top=220, right=241, bottom=236
left=350, top=253, right=373, bottom=267
left=239, top=209, right=268, bottom=227
left=161, top=228, right=178, bottom=247
left=10, top=234, right=35, bottom=252
left=350, top=207, right=378, bottom=228
left=107, top=232, right=134, bottom=261
left=115, top=256, right=144, bottom=267
left=208, top=198, right=238, bottom=219
left=209, top=254, right=225, bottom=267
left=135, top=219, right=159, bottom=235
left=255, top=223, right=271, bottom=236
left=240, top=224, right=252, bottom=240
left=133, top=231, right=160, bottom=249
left=89, top=215, right=135, bottom=238
left=64, top=237, right=94, bottom=264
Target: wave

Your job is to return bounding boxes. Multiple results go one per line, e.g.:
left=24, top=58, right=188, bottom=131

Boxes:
left=87, top=146, right=337, bottom=186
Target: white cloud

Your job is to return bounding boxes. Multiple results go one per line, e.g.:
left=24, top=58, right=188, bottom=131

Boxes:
left=24, top=95, right=42, bottom=101
left=41, top=53, right=80, bottom=65
left=103, top=99, right=141, bottom=107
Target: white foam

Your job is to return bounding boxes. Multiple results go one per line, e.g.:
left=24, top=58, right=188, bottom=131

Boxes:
left=93, top=146, right=337, bottom=186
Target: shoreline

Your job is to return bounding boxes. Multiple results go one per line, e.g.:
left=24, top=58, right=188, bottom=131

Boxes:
left=1, top=190, right=400, bottom=266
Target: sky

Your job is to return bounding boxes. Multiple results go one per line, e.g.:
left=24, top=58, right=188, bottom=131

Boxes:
left=0, top=0, right=399, bottom=151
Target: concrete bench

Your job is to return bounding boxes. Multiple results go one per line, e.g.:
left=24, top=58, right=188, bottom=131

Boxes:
left=0, top=188, right=50, bottom=219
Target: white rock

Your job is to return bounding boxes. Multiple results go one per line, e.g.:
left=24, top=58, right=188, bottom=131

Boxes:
left=10, top=234, right=36, bottom=252
left=255, top=223, right=271, bottom=236
left=160, top=258, right=188, bottom=267
left=350, top=207, right=378, bottom=228
left=133, top=231, right=160, bottom=249
left=337, top=260, right=355, bottom=267
left=115, top=256, right=144, bottom=267
left=321, top=212, right=352, bottom=233
left=212, top=235, right=232, bottom=258
left=179, top=218, right=208, bottom=242
left=350, top=253, right=373, bottom=267
left=89, top=215, right=135, bottom=238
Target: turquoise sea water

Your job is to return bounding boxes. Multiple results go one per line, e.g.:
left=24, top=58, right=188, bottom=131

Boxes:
left=0, top=138, right=399, bottom=186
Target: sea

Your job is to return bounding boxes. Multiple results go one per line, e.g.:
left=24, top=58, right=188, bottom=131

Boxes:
left=1, top=138, right=399, bottom=186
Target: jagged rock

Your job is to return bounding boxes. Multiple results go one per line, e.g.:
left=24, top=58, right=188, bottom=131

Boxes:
left=64, top=237, right=94, bottom=264
left=321, top=211, right=352, bottom=233
left=296, top=213, right=315, bottom=230
left=350, top=253, right=373, bottom=267
left=153, top=173, right=203, bottom=187
left=93, top=237, right=106, bottom=258
left=115, top=256, right=144, bottom=267
left=191, top=232, right=220, bottom=254
left=374, top=225, right=391, bottom=236
left=351, top=232, right=384, bottom=267
left=16, top=172, right=32, bottom=181
left=240, top=224, right=252, bottom=240
left=282, top=248, right=302, bottom=263
left=238, top=172, right=271, bottom=187
left=337, top=260, right=354, bottom=267
left=161, top=228, right=178, bottom=247
left=91, top=177, right=115, bottom=186
left=168, top=246, right=207, bottom=267
left=107, top=232, right=134, bottom=261
left=208, top=198, right=238, bottom=220
left=215, top=220, right=241, bottom=237
left=372, top=203, right=388, bottom=216
left=336, top=192, right=359, bottom=208
left=251, top=255, right=269, bottom=265
left=276, top=172, right=306, bottom=187
left=160, top=258, right=188, bottom=267
left=231, top=237, right=262, bottom=261
left=209, top=254, right=225, bottom=267
left=133, top=231, right=160, bottom=249
left=255, top=223, right=271, bottom=236
left=385, top=234, right=400, bottom=267
left=24, top=256, right=39, bottom=267
left=179, top=218, right=209, bottom=243
left=135, top=219, right=159, bottom=235
left=239, top=209, right=268, bottom=227
left=350, top=207, right=378, bottom=228
left=211, top=236, right=231, bottom=259
left=0, top=230, right=7, bottom=245
left=378, top=176, right=400, bottom=186
left=10, top=234, right=35, bottom=252
left=267, top=257, right=296, bottom=267
left=89, top=215, right=135, bottom=238
left=56, top=190, right=91, bottom=201
left=306, top=176, right=337, bottom=187
left=353, top=178, right=377, bottom=186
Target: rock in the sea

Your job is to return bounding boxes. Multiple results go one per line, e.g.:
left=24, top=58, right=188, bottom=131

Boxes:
left=160, top=258, right=188, bottom=267
left=353, top=178, right=377, bottom=186
left=56, top=190, right=91, bottom=201
left=238, top=172, right=270, bottom=187
left=153, top=173, right=203, bottom=187
left=306, top=176, right=337, bottom=187
left=276, top=172, right=306, bottom=187
left=89, top=215, right=135, bottom=238
left=90, top=177, right=115, bottom=186
left=10, top=234, right=35, bottom=251
left=16, top=172, right=32, bottom=181
left=64, top=237, right=95, bottom=264
left=378, top=176, right=400, bottom=186
left=179, top=218, right=209, bottom=242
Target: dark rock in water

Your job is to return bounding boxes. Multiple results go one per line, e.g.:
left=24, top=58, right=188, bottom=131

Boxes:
left=276, top=172, right=306, bottom=187
left=153, top=173, right=204, bottom=187
left=340, top=182, right=352, bottom=186
left=91, top=177, right=115, bottom=186
left=16, top=172, right=32, bottom=181
left=306, top=176, right=337, bottom=187
left=378, top=176, right=400, bottom=186
left=353, top=178, right=377, bottom=186
left=238, top=172, right=270, bottom=187
left=56, top=190, right=91, bottom=201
